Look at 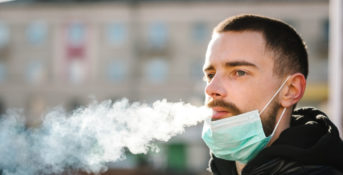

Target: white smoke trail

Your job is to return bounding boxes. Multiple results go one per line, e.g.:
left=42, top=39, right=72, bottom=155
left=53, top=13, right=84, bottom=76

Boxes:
left=0, top=98, right=210, bottom=175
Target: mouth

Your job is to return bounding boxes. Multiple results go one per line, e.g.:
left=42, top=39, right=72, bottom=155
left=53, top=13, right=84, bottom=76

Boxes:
left=211, top=107, right=233, bottom=121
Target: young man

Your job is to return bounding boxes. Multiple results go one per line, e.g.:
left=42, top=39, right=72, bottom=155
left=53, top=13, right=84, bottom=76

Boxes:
left=201, top=14, right=343, bottom=175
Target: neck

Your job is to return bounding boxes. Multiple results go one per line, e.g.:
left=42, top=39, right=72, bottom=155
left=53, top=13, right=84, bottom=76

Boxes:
left=235, top=161, right=245, bottom=175
left=267, top=108, right=291, bottom=146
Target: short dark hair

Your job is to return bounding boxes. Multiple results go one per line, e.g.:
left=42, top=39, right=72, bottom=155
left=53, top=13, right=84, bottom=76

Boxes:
left=214, top=14, right=308, bottom=79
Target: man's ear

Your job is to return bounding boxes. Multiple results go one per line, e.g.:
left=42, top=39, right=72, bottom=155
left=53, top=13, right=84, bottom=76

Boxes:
left=280, top=73, right=306, bottom=108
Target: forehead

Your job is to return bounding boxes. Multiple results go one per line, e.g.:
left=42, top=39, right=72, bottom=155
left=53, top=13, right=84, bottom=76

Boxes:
left=204, top=31, right=274, bottom=70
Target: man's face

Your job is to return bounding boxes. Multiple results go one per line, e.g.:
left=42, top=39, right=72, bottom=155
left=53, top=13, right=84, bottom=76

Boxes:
left=203, top=31, right=283, bottom=133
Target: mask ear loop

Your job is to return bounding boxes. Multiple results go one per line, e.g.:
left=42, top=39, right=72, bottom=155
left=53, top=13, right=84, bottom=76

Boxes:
left=259, top=76, right=291, bottom=115
left=269, top=107, right=287, bottom=137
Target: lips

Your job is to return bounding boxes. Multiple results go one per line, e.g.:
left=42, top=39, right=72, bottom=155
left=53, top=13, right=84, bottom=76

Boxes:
left=211, top=107, right=233, bottom=120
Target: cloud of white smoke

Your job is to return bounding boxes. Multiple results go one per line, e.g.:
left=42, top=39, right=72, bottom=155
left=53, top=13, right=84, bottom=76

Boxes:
left=0, top=98, right=210, bottom=175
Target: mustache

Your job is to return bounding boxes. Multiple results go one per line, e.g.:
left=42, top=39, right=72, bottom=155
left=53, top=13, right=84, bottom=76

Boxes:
left=207, top=100, right=241, bottom=115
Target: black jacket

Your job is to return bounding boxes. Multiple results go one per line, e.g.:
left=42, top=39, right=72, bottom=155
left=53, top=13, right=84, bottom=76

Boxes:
left=209, top=107, right=343, bottom=175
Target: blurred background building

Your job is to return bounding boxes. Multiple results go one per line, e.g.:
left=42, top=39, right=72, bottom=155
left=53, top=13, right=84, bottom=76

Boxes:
left=0, top=0, right=333, bottom=174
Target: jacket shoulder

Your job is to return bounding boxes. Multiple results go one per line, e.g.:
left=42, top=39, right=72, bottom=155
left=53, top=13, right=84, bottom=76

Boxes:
left=244, top=158, right=343, bottom=175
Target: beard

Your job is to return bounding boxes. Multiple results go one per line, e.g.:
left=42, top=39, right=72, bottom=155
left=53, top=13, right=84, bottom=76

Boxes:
left=206, top=98, right=280, bottom=136
left=260, top=99, right=280, bottom=136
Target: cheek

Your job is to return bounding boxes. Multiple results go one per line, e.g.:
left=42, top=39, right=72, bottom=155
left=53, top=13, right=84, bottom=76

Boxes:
left=227, top=82, right=266, bottom=111
left=223, top=80, right=252, bottom=107
left=252, top=86, right=277, bottom=111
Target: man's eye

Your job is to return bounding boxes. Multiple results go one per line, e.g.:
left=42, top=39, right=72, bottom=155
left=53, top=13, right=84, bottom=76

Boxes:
left=207, top=73, right=214, bottom=79
left=235, top=70, right=246, bottom=77
left=203, top=73, right=214, bottom=81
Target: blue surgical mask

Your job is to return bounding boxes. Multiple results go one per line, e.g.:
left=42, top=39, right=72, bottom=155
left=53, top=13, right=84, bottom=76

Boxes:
left=202, top=76, right=290, bottom=163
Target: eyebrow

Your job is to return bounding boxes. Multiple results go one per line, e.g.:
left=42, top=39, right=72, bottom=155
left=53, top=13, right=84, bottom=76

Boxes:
left=203, top=65, right=214, bottom=72
left=203, top=60, right=257, bottom=72
left=225, top=61, right=257, bottom=68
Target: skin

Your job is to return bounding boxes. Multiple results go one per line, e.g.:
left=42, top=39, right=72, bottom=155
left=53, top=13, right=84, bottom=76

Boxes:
left=203, top=31, right=306, bottom=173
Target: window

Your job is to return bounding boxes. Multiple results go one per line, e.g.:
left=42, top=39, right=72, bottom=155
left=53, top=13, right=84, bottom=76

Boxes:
left=144, top=58, right=168, bottom=83
left=190, top=59, right=204, bottom=81
left=26, top=60, right=44, bottom=84
left=107, top=59, right=127, bottom=82
left=68, top=22, right=86, bottom=47
left=26, top=21, right=48, bottom=45
left=68, top=59, right=85, bottom=84
left=0, top=21, right=10, bottom=48
left=107, top=23, right=126, bottom=46
left=191, top=22, right=207, bottom=42
left=148, top=22, right=168, bottom=48
left=167, top=143, right=187, bottom=172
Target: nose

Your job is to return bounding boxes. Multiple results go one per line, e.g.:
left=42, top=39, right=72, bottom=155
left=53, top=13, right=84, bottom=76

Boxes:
left=205, top=75, right=226, bottom=99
